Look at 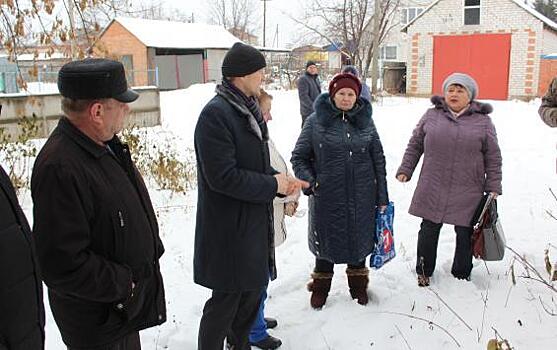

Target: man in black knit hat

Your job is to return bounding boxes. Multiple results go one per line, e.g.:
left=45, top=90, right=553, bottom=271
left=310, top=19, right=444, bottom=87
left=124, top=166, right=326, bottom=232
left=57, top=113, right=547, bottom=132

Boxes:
left=194, top=42, right=307, bottom=349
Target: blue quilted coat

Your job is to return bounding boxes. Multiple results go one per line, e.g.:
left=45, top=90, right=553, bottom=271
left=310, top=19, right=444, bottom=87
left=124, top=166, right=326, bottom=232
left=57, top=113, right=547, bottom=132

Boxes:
left=291, top=93, right=389, bottom=264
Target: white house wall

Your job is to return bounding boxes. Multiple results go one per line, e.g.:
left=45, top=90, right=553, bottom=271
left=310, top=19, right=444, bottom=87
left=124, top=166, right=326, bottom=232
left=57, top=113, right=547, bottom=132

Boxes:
left=381, top=0, right=432, bottom=64
left=406, top=0, right=548, bottom=98
left=207, top=49, right=228, bottom=82
left=542, top=27, right=557, bottom=55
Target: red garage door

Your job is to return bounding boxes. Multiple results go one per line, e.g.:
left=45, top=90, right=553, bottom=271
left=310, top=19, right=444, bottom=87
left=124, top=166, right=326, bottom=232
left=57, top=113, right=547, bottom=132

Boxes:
left=432, top=34, right=511, bottom=100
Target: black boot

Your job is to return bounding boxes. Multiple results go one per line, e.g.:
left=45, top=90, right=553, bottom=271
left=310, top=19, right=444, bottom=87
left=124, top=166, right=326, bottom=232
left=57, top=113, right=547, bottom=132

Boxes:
left=250, top=335, right=282, bottom=349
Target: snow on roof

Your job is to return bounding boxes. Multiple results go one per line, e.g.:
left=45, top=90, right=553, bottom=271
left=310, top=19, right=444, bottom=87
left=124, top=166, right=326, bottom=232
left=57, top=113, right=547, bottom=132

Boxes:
left=113, top=17, right=242, bottom=49
left=17, top=52, right=67, bottom=61
left=401, top=0, right=557, bottom=32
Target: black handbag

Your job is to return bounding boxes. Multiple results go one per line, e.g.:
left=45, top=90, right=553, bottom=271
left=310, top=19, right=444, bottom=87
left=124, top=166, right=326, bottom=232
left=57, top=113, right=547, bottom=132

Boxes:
left=471, top=193, right=506, bottom=261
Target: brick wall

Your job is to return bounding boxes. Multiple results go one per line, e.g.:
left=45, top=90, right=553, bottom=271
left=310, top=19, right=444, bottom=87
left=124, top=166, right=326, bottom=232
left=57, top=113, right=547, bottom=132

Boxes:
left=406, top=0, right=546, bottom=99
left=538, top=58, right=557, bottom=96
left=95, top=21, right=149, bottom=86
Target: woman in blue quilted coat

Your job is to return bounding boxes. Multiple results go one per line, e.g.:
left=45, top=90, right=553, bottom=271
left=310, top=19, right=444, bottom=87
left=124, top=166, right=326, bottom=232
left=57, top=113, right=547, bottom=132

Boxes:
left=291, top=73, right=389, bottom=309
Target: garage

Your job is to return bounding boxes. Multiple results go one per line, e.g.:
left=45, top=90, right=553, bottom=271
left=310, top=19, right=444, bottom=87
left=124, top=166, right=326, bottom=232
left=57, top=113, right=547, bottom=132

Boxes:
left=432, top=34, right=511, bottom=100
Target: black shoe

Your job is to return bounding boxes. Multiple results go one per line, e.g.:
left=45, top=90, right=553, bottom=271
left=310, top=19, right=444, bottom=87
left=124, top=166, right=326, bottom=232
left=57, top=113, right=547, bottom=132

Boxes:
left=264, top=317, right=278, bottom=329
left=250, top=335, right=282, bottom=349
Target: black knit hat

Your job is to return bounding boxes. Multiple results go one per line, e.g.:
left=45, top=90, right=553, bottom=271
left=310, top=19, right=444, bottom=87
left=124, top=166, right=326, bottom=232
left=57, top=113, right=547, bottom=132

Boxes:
left=222, top=42, right=266, bottom=78
left=306, top=60, right=317, bottom=69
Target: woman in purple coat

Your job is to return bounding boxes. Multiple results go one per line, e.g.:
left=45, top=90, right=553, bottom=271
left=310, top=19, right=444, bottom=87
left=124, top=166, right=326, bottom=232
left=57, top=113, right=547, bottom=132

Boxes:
left=396, top=73, right=502, bottom=287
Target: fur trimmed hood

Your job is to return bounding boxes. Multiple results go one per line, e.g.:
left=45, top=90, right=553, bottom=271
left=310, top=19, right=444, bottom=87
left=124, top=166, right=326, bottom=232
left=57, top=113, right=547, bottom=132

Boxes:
left=313, top=92, right=372, bottom=129
left=431, top=95, right=493, bottom=115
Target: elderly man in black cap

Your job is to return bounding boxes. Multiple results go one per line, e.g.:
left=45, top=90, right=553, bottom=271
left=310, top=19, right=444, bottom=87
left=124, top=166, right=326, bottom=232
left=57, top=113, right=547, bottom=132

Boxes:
left=0, top=106, right=45, bottom=350
left=31, top=58, right=166, bottom=350
left=297, top=60, right=321, bottom=126
left=194, top=42, right=307, bottom=349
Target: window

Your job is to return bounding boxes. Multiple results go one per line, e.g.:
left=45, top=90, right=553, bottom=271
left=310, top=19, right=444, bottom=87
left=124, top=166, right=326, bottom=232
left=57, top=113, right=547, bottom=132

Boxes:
left=400, top=7, right=424, bottom=25
left=464, top=0, right=480, bottom=25
left=380, top=46, right=397, bottom=60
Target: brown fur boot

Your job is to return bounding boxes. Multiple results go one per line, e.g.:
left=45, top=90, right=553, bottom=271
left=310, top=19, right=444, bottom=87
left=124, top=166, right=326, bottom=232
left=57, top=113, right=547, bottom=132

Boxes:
left=346, top=267, right=369, bottom=305
left=306, top=272, right=333, bottom=309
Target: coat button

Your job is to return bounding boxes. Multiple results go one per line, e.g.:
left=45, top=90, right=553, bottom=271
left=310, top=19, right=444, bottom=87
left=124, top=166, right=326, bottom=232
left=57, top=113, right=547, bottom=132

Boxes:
left=116, top=303, right=124, bottom=310
left=158, top=314, right=163, bottom=321
left=315, top=241, right=319, bottom=245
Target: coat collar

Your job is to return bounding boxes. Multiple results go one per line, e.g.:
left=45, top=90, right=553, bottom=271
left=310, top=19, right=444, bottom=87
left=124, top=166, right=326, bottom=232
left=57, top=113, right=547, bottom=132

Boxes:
left=215, top=84, right=268, bottom=141
left=313, top=92, right=372, bottom=129
left=430, top=95, right=493, bottom=116
left=57, top=117, right=118, bottom=159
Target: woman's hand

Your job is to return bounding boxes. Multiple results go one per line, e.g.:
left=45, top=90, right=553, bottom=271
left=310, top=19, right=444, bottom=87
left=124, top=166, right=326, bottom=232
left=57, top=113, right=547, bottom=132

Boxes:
left=284, top=202, right=298, bottom=217
left=396, top=174, right=408, bottom=182
left=379, top=205, right=387, bottom=213
left=490, top=192, right=498, bottom=199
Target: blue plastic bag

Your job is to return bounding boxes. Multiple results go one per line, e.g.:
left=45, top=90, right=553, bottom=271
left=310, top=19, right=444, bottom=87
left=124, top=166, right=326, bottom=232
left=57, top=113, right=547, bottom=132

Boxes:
left=370, top=202, right=395, bottom=269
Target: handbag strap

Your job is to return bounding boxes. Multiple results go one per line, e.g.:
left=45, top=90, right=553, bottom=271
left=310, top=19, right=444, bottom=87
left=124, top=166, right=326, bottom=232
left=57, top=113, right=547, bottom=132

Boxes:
left=473, top=193, right=496, bottom=230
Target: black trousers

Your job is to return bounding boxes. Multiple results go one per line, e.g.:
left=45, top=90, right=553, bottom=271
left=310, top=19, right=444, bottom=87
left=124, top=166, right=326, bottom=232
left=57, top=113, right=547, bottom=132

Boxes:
left=314, top=258, right=365, bottom=273
left=68, top=332, right=140, bottom=350
left=416, top=219, right=473, bottom=279
left=198, top=289, right=262, bottom=350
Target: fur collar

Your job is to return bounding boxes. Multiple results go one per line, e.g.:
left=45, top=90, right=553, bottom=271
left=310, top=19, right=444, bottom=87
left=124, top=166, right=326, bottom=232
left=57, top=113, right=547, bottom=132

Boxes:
left=215, top=85, right=268, bottom=141
left=313, top=92, right=372, bottom=129
left=430, top=95, right=493, bottom=115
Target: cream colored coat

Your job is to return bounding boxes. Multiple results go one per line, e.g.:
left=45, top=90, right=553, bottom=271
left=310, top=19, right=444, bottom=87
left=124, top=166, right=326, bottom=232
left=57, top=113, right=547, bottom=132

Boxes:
left=269, top=139, right=299, bottom=246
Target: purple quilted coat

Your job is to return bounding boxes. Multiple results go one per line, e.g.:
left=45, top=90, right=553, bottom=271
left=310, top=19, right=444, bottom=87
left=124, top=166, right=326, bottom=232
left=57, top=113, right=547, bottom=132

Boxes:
left=396, top=96, right=502, bottom=227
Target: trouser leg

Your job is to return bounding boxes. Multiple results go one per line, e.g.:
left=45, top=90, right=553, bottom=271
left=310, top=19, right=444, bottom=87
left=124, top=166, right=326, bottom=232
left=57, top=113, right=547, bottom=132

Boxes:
left=416, top=219, right=443, bottom=277
left=452, top=225, right=474, bottom=279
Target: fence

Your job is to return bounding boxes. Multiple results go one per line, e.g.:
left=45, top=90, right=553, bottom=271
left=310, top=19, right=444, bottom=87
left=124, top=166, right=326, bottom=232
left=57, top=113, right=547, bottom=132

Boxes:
left=0, top=69, right=160, bottom=94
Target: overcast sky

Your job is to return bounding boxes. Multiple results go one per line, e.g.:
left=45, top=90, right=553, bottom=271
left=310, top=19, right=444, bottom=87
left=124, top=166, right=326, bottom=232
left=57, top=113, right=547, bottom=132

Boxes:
left=138, top=0, right=308, bottom=48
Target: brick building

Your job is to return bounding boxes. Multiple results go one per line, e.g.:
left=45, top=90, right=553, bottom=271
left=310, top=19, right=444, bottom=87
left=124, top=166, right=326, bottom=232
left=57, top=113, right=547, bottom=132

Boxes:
left=94, top=17, right=241, bottom=90
left=402, top=0, right=557, bottom=100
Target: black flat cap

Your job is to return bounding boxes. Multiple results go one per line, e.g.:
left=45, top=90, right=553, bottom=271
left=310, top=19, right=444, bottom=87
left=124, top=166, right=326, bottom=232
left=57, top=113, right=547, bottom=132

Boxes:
left=58, top=58, right=139, bottom=103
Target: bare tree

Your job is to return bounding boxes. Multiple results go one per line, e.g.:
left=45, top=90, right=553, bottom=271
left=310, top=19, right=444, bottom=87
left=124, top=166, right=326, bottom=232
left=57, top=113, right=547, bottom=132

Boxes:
left=290, top=0, right=400, bottom=95
left=208, top=0, right=260, bottom=44
left=0, top=0, right=133, bottom=87
left=133, top=0, right=195, bottom=23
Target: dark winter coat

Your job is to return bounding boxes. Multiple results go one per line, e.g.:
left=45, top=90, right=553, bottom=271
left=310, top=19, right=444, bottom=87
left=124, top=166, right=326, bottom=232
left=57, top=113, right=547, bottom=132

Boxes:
left=397, top=96, right=503, bottom=227
left=31, top=118, right=166, bottom=348
left=194, top=85, right=278, bottom=292
left=297, top=72, right=322, bottom=118
left=291, top=93, right=389, bottom=264
left=0, top=166, right=44, bottom=349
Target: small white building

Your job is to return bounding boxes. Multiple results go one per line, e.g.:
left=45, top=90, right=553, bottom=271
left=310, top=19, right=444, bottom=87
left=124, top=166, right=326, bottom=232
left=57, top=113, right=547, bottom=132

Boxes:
left=95, top=17, right=242, bottom=89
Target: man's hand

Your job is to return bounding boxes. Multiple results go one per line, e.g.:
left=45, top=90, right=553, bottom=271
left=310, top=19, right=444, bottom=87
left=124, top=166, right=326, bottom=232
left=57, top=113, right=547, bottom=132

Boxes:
left=274, top=173, right=309, bottom=196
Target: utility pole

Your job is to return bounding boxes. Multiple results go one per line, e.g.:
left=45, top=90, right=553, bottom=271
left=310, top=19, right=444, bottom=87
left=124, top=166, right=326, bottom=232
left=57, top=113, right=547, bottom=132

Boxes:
left=261, top=0, right=272, bottom=47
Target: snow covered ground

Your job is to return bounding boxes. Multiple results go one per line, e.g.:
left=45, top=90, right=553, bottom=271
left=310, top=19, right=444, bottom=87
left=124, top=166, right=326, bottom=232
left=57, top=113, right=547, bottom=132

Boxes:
left=38, top=84, right=557, bottom=349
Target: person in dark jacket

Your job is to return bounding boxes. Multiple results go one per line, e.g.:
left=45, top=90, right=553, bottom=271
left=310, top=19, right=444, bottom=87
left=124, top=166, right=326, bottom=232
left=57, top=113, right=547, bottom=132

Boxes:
left=396, top=73, right=502, bottom=287
left=194, top=42, right=306, bottom=350
left=341, top=65, right=371, bottom=102
left=291, top=73, right=389, bottom=309
left=539, top=76, right=557, bottom=128
left=297, top=61, right=321, bottom=126
left=0, top=164, right=44, bottom=350
left=31, top=59, right=166, bottom=350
